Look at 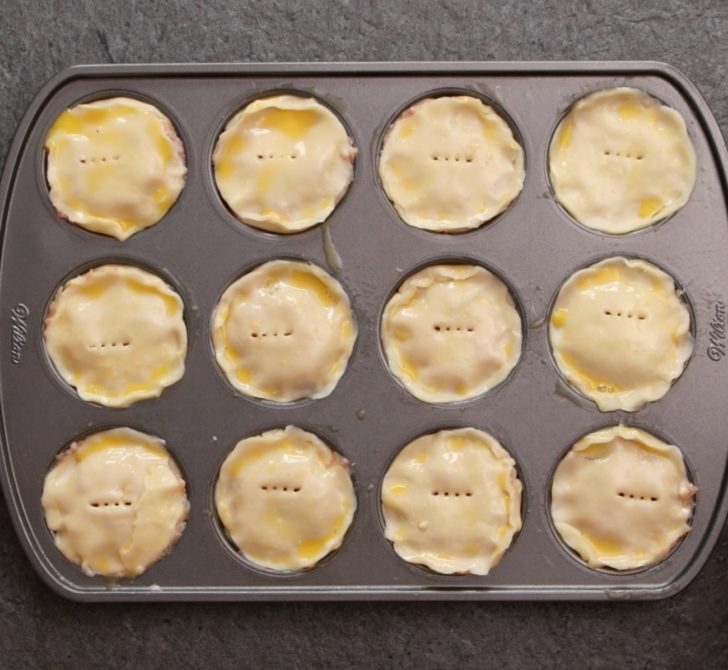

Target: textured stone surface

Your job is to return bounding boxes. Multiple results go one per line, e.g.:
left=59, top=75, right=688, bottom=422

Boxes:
left=1, top=0, right=727, bottom=667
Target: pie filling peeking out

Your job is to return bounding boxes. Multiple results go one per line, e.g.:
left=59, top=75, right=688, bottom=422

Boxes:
left=381, top=427, right=522, bottom=575
left=549, top=87, right=696, bottom=234
left=212, top=94, right=357, bottom=233
left=41, top=427, right=189, bottom=578
left=215, top=426, right=356, bottom=571
left=381, top=264, right=522, bottom=403
left=549, top=256, right=692, bottom=412
left=43, top=264, right=187, bottom=408
left=378, top=95, right=525, bottom=232
left=211, top=259, right=357, bottom=402
left=550, top=425, right=696, bottom=571
left=44, top=96, right=187, bottom=240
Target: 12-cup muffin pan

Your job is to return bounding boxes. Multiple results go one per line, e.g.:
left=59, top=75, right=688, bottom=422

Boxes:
left=1, top=62, right=727, bottom=601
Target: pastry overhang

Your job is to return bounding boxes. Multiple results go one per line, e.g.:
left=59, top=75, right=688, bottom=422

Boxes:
left=549, top=256, right=692, bottom=412
left=41, top=427, right=189, bottom=578
left=549, top=87, right=696, bottom=233
left=378, top=95, right=524, bottom=232
left=45, top=96, right=186, bottom=240
left=381, top=264, right=522, bottom=403
left=211, top=259, right=356, bottom=402
left=213, top=94, right=356, bottom=233
left=550, top=425, right=696, bottom=570
left=215, top=426, right=356, bottom=571
left=44, top=264, right=187, bottom=408
left=381, top=427, right=522, bottom=575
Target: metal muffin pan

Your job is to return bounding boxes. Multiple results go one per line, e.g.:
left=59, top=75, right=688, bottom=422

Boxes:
left=1, top=62, right=727, bottom=601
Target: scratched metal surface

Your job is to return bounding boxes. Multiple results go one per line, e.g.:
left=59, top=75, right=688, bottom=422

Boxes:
left=0, top=62, right=726, bottom=601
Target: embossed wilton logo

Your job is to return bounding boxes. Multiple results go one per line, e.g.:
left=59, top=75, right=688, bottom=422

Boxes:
left=707, top=300, right=726, bottom=362
left=10, top=303, right=29, bottom=364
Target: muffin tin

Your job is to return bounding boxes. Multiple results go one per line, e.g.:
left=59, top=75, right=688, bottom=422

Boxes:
left=1, top=62, right=727, bottom=601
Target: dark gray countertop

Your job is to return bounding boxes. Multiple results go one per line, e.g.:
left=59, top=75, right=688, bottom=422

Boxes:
left=1, top=1, right=726, bottom=667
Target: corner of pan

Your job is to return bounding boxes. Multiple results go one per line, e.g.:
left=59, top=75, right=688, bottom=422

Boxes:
left=642, top=60, right=728, bottom=185
left=0, top=64, right=96, bottom=242
left=0, top=436, right=87, bottom=603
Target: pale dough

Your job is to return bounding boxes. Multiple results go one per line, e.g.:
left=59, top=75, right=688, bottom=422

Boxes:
left=549, top=87, right=696, bottom=233
left=211, top=259, right=356, bottom=402
left=215, top=426, right=356, bottom=571
left=549, top=256, right=692, bottom=411
left=551, top=425, right=696, bottom=570
left=381, top=427, right=522, bottom=575
left=41, top=427, right=189, bottom=578
left=378, top=95, right=524, bottom=232
left=213, top=94, right=357, bottom=233
left=45, top=96, right=186, bottom=240
left=381, top=264, right=522, bottom=403
left=44, top=264, right=187, bottom=408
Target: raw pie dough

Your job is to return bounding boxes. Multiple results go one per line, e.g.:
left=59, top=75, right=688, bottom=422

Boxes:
left=549, top=87, right=696, bottom=233
left=45, top=96, right=186, bottom=240
left=378, top=95, right=524, bottom=232
left=551, top=425, right=696, bottom=570
left=381, top=427, right=522, bottom=575
left=212, top=259, right=356, bottom=402
left=215, top=426, right=356, bottom=571
left=213, top=94, right=357, bottom=233
left=41, top=427, right=189, bottom=578
left=44, top=264, right=187, bottom=408
left=549, top=257, right=692, bottom=412
left=381, top=264, right=522, bottom=403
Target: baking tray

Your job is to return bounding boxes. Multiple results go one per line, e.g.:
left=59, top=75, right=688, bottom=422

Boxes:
left=1, top=62, right=727, bottom=602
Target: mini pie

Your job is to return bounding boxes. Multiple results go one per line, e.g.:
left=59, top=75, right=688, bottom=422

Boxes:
left=44, top=264, right=187, bottom=408
left=45, top=96, right=186, bottom=240
left=211, top=259, right=356, bottom=402
left=551, top=425, right=696, bottom=570
left=41, top=427, right=189, bottom=578
left=215, top=426, right=356, bottom=571
left=549, top=87, right=696, bottom=233
left=549, top=256, right=692, bottom=412
left=381, top=427, right=522, bottom=575
left=381, top=264, right=522, bottom=403
left=378, top=95, right=524, bottom=232
left=213, top=94, right=357, bottom=233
